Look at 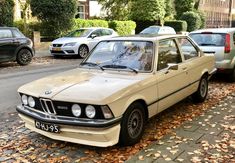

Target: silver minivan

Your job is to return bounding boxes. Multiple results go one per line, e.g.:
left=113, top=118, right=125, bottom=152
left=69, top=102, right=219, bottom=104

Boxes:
left=189, top=28, right=235, bottom=82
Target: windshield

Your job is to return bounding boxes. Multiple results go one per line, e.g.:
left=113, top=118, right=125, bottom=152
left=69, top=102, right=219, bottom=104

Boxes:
left=140, top=27, right=160, bottom=34
left=65, top=29, right=92, bottom=37
left=82, top=41, right=154, bottom=72
left=189, top=33, right=225, bottom=46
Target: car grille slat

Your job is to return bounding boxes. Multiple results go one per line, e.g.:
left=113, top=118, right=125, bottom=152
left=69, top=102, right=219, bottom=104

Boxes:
left=40, top=99, right=56, bottom=115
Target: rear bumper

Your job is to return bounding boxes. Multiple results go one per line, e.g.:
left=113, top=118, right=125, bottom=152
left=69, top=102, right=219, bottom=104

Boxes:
left=215, top=60, right=234, bottom=70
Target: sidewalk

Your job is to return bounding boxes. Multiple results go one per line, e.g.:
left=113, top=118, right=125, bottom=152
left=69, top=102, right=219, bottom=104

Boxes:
left=126, top=94, right=235, bottom=162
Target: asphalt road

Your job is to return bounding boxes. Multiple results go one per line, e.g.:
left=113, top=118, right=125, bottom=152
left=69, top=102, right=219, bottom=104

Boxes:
left=0, top=59, right=80, bottom=114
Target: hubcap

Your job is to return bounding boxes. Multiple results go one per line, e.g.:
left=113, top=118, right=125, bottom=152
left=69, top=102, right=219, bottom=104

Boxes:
left=200, top=78, right=207, bottom=98
left=127, top=109, right=143, bottom=139
left=79, top=46, right=88, bottom=58
left=20, top=51, right=31, bottom=63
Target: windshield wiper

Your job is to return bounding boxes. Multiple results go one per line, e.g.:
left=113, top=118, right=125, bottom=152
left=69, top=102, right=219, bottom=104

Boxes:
left=102, top=64, right=138, bottom=73
left=80, top=62, right=104, bottom=71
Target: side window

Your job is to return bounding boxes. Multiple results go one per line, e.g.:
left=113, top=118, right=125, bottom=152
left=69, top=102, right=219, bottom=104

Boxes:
left=90, top=29, right=102, bottom=37
left=0, top=29, right=13, bottom=39
left=12, top=29, right=25, bottom=38
left=178, top=38, right=199, bottom=60
left=157, top=39, right=182, bottom=71
left=101, top=29, right=112, bottom=36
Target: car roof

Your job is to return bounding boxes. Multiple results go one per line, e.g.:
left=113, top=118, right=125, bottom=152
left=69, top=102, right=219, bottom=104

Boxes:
left=0, top=27, right=18, bottom=30
left=101, top=34, right=187, bottom=42
left=79, top=27, right=113, bottom=30
left=190, top=28, right=235, bottom=34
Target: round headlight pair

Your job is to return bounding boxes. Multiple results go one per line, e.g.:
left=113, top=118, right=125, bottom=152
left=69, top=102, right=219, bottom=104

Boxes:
left=71, top=104, right=96, bottom=119
left=21, top=95, right=35, bottom=108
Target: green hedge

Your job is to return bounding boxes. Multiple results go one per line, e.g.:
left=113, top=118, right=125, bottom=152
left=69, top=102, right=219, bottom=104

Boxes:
left=73, top=18, right=108, bottom=29
left=180, top=11, right=201, bottom=32
left=109, top=20, right=136, bottom=36
left=13, top=20, right=40, bottom=38
left=164, top=20, right=187, bottom=32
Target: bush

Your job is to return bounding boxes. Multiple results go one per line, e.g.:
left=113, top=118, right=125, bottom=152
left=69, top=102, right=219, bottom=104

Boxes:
left=164, top=20, right=187, bottom=32
left=73, top=18, right=108, bottom=30
left=109, top=20, right=136, bottom=36
left=13, top=20, right=41, bottom=38
left=180, top=11, right=201, bottom=32
left=0, top=0, right=14, bottom=26
left=30, top=0, right=76, bottom=37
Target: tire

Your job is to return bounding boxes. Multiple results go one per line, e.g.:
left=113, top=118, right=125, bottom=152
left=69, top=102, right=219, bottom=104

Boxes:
left=192, top=75, right=208, bottom=103
left=228, top=67, right=235, bottom=82
left=78, top=45, right=89, bottom=58
left=16, top=49, right=32, bottom=65
left=119, top=102, right=145, bottom=146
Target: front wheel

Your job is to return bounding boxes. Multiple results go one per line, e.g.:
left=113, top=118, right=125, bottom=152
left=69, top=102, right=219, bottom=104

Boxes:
left=16, top=49, right=32, bottom=65
left=192, top=75, right=208, bottom=103
left=78, top=45, right=89, bottom=58
left=119, top=102, right=145, bottom=146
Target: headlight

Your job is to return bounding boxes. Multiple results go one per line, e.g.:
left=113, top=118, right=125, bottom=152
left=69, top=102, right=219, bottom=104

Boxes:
left=71, top=104, right=82, bottom=117
left=64, top=42, right=76, bottom=47
left=28, top=96, right=35, bottom=108
left=21, top=95, right=28, bottom=105
left=85, top=105, right=96, bottom=119
left=101, top=106, right=114, bottom=119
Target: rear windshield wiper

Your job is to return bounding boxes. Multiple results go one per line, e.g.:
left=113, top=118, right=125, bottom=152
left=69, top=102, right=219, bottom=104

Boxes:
left=199, top=43, right=217, bottom=46
left=80, top=62, right=104, bottom=71
left=102, top=64, right=138, bottom=73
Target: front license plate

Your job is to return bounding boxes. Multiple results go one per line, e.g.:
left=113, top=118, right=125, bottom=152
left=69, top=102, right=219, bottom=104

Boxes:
left=52, top=47, right=61, bottom=51
left=35, top=120, right=60, bottom=133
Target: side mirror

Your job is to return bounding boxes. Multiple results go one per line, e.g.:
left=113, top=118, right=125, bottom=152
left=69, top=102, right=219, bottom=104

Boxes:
left=90, top=34, right=97, bottom=39
left=167, top=63, right=178, bottom=70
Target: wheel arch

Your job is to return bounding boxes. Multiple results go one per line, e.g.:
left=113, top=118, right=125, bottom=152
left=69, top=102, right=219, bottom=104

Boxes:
left=15, top=46, right=34, bottom=59
left=79, top=44, right=89, bottom=52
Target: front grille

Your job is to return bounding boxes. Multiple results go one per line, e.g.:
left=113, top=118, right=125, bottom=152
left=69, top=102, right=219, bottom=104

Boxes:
left=40, top=99, right=56, bottom=114
left=53, top=44, right=63, bottom=47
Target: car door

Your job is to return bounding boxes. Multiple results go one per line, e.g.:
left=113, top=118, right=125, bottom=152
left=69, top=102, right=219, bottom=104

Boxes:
left=0, top=29, right=15, bottom=60
left=177, top=37, right=205, bottom=90
left=87, top=29, right=103, bottom=50
left=156, top=38, right=190, bottom=113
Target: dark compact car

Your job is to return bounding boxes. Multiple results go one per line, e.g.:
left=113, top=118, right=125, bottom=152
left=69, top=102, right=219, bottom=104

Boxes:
left=0, top=27, right=34, bottom=65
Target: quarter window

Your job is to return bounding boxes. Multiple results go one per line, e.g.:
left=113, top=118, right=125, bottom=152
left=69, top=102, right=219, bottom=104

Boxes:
left=101, top=29, right=112, bottom=36
left=0, top=29, right=12, bottom=38
left=157, top=39, right=182, bottom=71
left=178, top=38, right=199, bottom=60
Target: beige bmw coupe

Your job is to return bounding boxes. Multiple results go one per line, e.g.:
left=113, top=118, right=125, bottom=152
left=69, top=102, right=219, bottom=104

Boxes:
left=16, top=35, right=216, bottom=147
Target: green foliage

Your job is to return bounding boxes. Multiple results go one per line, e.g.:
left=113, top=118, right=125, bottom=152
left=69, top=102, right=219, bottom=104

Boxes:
left=130, top=0, right=166, bottom=22
left=164, top=20, right=187, bottom=32
left=97, top=0, right=130, bottom=20
left=196, top=10, right=206, bottom=28
left=14, top=20, right=41, bottom=38
left=73, top=19, right=109, bottom=30
left=180, top=11, right=201, bottom=32
left=175, top=0, right=195, bottom=18
left=164, top=0, right=175, bottom=20
left=30, top=0, right=76, bottom=37
left=0, top=0, right=14, bottom=26
left=109, top=20, right=136, bottom=36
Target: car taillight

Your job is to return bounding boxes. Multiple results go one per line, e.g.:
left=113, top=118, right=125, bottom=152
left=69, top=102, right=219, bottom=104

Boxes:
left=225, top=34, right=230, bottom=53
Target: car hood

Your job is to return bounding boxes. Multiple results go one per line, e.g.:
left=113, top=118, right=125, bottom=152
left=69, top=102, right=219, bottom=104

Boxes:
left=18, top=69, right=149, bottom=105
left=52, top=37, right=87, bottom=44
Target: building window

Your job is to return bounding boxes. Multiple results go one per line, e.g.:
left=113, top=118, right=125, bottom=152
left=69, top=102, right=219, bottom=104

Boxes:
left=77, top=5, right=85, bottom=19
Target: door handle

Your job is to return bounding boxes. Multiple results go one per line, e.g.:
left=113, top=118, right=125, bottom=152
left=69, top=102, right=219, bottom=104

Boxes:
left=182, top=67, right=187, bottom=71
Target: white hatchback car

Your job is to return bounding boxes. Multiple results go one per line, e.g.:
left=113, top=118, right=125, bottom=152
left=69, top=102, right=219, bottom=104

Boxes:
left=49, top=27, right=118, bottom=58
left=190, top=28, right=235, bottom=82
left=17, top=35, right=215, bottom=147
